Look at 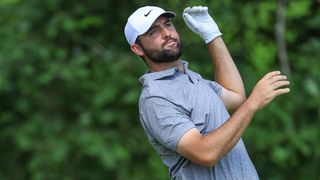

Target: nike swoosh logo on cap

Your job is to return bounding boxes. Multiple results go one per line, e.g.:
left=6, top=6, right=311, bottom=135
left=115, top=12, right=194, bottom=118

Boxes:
left=144, top=10, right=153, bottom=17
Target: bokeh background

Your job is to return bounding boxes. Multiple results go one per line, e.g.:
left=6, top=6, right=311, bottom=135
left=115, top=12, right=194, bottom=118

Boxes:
left=0, top=0, right=319, bottom=179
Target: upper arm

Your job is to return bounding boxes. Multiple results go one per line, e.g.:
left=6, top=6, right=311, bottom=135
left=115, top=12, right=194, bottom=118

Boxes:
left=220, top=86, right=246, bottom=112
left=140, top=97, right=195, bottom=150
left=207, top=80, right=246, bottom=112
left=177, top=128, right=214, bottom=167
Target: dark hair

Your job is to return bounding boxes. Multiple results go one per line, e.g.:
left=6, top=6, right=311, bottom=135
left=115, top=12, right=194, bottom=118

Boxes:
left=135, top=36, right=143, bottom=47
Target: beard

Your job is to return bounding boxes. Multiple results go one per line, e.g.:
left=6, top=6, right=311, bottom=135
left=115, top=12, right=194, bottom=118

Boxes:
left=140, top=38, right=182, bottom=63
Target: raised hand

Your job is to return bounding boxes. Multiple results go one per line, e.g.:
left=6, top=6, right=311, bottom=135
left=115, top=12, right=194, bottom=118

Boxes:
left=182, top=6, right=222, bottom=44
left=248, top=71, right=290, bottom=110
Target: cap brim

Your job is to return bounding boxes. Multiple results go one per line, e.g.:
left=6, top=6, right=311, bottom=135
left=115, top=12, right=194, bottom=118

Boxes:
left=162, top=11, right=176, bottom=18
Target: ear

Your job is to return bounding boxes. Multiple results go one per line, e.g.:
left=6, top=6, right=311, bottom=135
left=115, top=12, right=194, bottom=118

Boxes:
left=130, top=44, right=144, bottom=56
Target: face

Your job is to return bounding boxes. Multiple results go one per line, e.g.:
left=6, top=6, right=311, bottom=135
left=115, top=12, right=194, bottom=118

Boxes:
left=135, top=16, right=182, bottom=63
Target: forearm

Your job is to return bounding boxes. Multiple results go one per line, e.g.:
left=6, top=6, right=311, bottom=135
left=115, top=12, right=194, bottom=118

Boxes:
left=207, top=37, right=245, bottom=97
left=196, top=71, right=290, bottom=166
left=201, top=98, right=257, bottom=166
left=177, top=71, right=290, bottom=167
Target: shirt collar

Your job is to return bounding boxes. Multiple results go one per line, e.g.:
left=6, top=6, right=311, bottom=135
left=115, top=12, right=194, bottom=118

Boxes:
left=139, top=60, right=190, bottom=85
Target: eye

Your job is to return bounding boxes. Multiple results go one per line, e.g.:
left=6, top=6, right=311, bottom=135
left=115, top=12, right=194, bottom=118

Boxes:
left=148, top=28, right=159, bottom=36
left=165, top=21, right=175, bottom=30
left=166, top=22, right=173, bottom=27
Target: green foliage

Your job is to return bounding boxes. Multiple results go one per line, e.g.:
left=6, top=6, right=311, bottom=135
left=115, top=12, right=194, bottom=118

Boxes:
left=0, top=0, right=319, bottom=179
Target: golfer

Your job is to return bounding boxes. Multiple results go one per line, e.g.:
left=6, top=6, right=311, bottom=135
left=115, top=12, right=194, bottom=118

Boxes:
left=124, top=5, right=290, bottom=180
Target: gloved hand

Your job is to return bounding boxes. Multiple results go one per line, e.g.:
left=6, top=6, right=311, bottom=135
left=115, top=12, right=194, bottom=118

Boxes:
left=183, top=6, right=222, bottom=44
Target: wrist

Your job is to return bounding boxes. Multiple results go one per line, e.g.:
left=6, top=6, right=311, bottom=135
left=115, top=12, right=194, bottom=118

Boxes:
left=244, top=96, right=260, bottom=112
left=206, top=36, right=223, bottom=48
left=204, top=32, right=222, bottom=44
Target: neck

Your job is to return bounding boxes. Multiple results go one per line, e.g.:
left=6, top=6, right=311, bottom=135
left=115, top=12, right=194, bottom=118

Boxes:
left=147, top=59, right=184, bottom=72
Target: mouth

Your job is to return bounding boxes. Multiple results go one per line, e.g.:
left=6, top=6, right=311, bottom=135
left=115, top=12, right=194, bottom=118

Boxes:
left=163, top=40, right=177, bottom=48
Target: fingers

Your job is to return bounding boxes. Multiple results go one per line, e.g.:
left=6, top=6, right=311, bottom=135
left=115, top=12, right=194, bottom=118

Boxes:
left=183, top=6, right=208, bottom=15
left=191, top=6, right=208, bottom=14
left=273, top=88, right=290, bottom=97
left=250, top=71, right=290, bottom=109
left=272, top=78, right=290, bottom=89
left=265, top=71, right=290, bottom=97
left=263, top=71, right=289, bottom=86
left=183, top=7, right=190, bottom=13
left=182, top=13, right=199, bottom=30
left=266, top=71, right=290, bottom=90
left=263, top=71, right=281, bottom=80
left=182, top=6, right=208, bottom=31
left=271, top=73, right=287, bottom=82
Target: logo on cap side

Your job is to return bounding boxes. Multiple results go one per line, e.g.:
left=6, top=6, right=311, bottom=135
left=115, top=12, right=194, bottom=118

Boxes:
left=144, top=10, right=153, bottom=17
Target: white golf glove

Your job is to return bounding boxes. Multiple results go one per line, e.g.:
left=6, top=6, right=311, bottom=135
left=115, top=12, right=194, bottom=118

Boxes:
left=183, top=6, right=222, bottom=44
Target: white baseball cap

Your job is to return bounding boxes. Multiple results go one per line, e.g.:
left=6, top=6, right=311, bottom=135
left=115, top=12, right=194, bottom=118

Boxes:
left=124, top=6, right=176, bottom=45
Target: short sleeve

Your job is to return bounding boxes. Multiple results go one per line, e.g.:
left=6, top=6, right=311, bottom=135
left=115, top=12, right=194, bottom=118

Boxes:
left=204, top=79, right=222, bottom=96
left=139, top=97, right=195, bottom=151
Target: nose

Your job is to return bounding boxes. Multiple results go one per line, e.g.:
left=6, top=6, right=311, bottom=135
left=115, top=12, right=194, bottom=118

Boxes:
left=161, top=26, right=171, bottom=39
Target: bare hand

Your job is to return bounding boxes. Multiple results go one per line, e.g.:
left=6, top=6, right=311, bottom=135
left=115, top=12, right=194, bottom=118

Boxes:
left=248, top=71, right=290, bottom=109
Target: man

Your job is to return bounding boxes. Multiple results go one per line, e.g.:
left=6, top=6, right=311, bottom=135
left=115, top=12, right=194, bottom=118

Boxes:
left=124, top=5, right=290, bottom=179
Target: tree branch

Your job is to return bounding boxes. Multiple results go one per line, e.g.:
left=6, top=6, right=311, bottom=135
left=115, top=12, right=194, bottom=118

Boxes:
left=275, top=0, right=291, bottom=77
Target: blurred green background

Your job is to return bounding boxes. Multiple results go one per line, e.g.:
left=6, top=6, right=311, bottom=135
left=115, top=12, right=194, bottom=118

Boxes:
left=0, top=0, right=319, bottom=179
